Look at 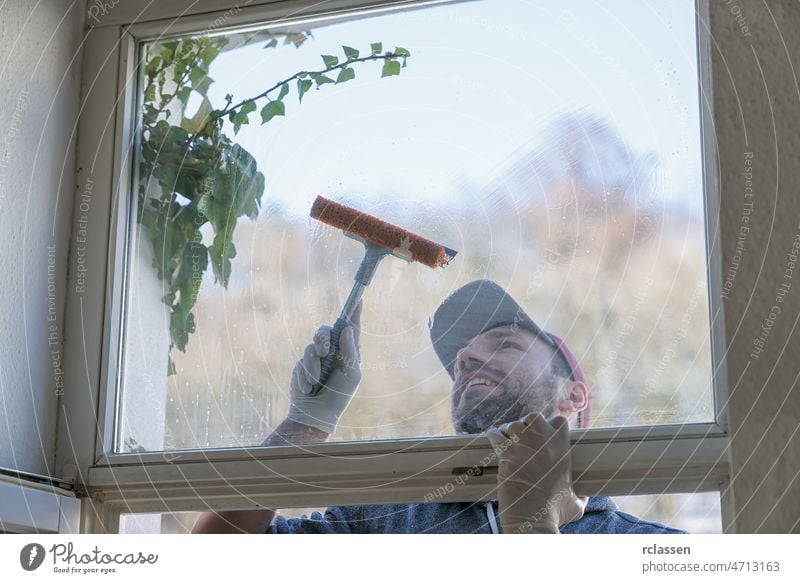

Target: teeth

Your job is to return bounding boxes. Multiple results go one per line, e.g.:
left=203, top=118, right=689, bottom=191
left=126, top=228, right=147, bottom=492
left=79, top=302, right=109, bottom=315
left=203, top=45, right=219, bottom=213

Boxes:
left=466, top=377, right=496, bottom=389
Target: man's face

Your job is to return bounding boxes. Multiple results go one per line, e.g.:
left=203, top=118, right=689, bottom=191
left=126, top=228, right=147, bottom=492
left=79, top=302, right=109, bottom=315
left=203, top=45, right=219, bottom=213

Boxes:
left=451, top=325, right=564, bottom=434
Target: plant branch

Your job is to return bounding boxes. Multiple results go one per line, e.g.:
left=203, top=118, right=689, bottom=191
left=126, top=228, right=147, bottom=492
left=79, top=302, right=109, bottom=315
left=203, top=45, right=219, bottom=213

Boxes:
left=220, top=51, right=404, bottom=117
left=186, top=51, right=405, bottom=149
left=160, top=46, right=204, bottom=113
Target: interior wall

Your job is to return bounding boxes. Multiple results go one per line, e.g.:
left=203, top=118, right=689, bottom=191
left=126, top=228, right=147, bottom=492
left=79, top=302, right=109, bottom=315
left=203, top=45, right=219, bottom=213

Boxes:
left=710, top=0, right=800, bottom=533
left=0, top=0, right=86, bottom=476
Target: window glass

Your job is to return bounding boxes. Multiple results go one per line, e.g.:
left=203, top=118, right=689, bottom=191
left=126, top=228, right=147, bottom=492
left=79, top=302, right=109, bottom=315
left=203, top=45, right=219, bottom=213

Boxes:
left=119, top=0, right=713, bottom=452
left=119, top=492, right=722, bottom=533
left=612, top=492, right=722, bottom=533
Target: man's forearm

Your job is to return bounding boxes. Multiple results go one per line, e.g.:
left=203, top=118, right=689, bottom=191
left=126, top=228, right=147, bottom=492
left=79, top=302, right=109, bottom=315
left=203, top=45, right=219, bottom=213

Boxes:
left=191, top=418, right=329, bottom=534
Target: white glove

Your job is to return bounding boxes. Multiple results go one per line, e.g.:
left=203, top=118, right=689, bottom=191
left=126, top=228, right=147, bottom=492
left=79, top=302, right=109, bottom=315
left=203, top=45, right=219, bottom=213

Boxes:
left=486, top=413, right=587, bottom=534
left=287, top=302, right=362, bottom=434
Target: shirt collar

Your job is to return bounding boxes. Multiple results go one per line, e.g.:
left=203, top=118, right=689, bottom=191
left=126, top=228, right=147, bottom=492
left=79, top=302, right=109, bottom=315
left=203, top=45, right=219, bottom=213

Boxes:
left=585, top=495, right=618, bottom=513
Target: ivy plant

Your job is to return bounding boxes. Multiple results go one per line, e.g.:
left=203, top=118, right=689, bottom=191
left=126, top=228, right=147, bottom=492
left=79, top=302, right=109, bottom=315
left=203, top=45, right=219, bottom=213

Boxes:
left=138, top=34, right=411, bottom=373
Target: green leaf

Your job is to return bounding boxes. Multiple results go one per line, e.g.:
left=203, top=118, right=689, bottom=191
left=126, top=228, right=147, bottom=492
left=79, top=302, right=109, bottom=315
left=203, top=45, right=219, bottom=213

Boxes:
left=178, top=41, right=193, bottom=59
left=336, top=67, right=355, bottom=84
left=343, top=46, right=359, bottom=60
left=176, top=86, right=192, bottom=105
left=260, top=100, right=286, bottom=124
left=217, top=144, right=264, bottom=221
left=160, top=41, right=179, bottom=63
left=277, top=83, right=289, bottom=101
left=196, top=189, right=211, bottom=218
left=164, top=124, right=189, bottom=143
left=199, top=44, right=222, bottom=65
left=297, top=78, right=313, bottom=103
left=244, top=172, right=266, bottom=220
left=311, top=73, right=334, bottom=87
left=178, top=244, right=207, bottom=312
left=370, top=42, right=382, bottom=55
left=381, top=59, right=401, bottom=78
left=188, top=65, right=208, bottom=85
left=209, top=230, right=237, bottom=287
left=172, top=65, right=186, bottom=85
left=169, top=307, right=195, bottom=352
left=394, top=47, right=411, bottom=67
left=232, top=103, right=257, bottom=134
left=240, top=101, right=257, bottom=116
left=232, top=111, right=249, bottom=134
left=194, top=76, right=212, bottom=96
left=145, top=56, right=162, bottom=76
left=321, top=54, right=339, bottom=68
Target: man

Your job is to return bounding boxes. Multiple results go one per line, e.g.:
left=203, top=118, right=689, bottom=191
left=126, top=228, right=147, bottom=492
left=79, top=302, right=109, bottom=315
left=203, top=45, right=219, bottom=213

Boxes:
left=193, top=280, right=684, bottom=534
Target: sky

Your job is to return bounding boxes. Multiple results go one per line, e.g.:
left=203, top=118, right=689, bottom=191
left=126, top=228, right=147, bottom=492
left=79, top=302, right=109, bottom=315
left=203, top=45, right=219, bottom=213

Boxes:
left=179, top=0, right=704, bottom=219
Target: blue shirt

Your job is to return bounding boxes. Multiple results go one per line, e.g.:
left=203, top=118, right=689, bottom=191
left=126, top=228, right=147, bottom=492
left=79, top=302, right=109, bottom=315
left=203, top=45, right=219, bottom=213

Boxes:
left=266, top=496, right=686, bottom=534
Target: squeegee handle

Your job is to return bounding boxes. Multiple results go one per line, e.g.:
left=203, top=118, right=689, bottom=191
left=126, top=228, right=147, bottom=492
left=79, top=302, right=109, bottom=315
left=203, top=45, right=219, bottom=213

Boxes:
left=310, top=282, right=365, bottom=396
left=312, top=316, right=348, bottom=396
left=310, top=244, right=387, bottom=396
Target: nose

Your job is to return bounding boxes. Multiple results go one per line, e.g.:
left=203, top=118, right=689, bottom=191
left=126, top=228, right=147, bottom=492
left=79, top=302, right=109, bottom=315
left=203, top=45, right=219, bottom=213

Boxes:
left=454, top=343, right=483, bottom=377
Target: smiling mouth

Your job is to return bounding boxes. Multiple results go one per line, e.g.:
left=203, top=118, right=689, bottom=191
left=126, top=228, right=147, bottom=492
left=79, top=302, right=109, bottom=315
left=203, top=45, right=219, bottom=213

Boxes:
left=464, top=377, right=498, bottom=391
left=457, top=376, right=502, bottom=403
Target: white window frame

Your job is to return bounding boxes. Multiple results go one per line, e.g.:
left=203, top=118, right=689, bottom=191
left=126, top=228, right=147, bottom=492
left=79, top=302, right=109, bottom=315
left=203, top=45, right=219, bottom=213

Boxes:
left=60, top=0, right=731, bottom=533
left=0, top=471, right=80, bottom=534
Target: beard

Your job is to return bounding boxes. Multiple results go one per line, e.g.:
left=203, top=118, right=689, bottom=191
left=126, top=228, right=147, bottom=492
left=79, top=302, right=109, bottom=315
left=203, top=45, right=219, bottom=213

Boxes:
left=452, top=374, right=560, bottom=434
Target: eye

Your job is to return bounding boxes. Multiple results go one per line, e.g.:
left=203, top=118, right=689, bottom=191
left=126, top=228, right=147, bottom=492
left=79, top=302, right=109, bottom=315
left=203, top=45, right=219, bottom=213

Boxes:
left=500, top=341, right=518, bottom=350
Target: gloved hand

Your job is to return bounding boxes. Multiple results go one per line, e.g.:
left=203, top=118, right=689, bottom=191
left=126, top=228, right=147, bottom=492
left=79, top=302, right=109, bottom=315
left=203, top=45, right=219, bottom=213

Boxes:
left=287, top=301, right=362, bottom=434
left=486, top=413, right=586, bottom=534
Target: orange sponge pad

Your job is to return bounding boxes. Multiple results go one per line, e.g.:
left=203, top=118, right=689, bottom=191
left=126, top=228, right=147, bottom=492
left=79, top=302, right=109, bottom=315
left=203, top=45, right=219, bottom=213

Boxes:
left=310, top=196, right=452, bottom=269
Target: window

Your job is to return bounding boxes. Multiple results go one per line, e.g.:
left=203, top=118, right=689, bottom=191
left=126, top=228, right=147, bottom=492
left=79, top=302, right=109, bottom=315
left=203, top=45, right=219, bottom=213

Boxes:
left=68, top=0, right=728, bottom=531
left=120, top=0, right=714, bottom=452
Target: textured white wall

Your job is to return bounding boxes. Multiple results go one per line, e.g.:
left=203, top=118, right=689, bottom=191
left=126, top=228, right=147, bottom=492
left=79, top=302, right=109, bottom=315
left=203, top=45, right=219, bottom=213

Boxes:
left=0, top=0, right=85, bottom=475
left=710, top=0, right=800, bottom=532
